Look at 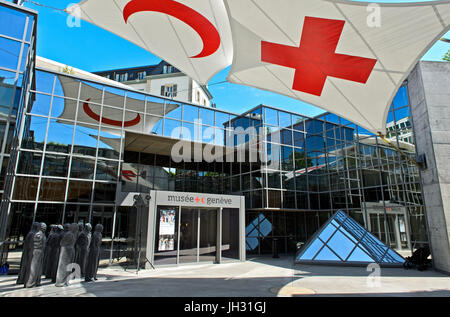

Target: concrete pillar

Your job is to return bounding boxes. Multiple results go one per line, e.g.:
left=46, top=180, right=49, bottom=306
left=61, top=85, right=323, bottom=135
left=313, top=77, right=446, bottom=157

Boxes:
left=408, top=61, right=450, bottom=274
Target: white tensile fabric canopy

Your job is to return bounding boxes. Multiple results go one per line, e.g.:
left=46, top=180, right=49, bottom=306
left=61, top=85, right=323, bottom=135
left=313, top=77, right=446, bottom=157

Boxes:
left=58, top=75, right=177, bottom=135
left=66, top=0, right=450, bottom=134
left=224, top=0, right=450, bottom=134
left=66, top=0, right=233, bottom=85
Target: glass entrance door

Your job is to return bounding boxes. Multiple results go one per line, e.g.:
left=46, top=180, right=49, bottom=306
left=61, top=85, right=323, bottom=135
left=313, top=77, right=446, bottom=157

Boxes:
left=179, top=208, right=218, bottom=264
left=199, top=209, right=217, bottom=262
left=368, top=212, right=410, bottom=250
left=179, top=208, right=198, bottom=263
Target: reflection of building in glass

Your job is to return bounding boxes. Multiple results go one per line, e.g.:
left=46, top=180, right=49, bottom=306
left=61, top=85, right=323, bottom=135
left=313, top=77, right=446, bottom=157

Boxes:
left=0, top=1, right=439, bottom=271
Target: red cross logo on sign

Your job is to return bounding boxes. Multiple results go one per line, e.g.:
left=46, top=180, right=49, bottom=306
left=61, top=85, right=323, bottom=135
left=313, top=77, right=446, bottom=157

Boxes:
left=261, top=16, right=377, bottom=96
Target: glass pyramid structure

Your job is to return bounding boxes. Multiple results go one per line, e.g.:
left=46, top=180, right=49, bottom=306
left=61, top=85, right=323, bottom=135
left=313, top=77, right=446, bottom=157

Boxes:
left=295, top=210, right=405, bottom=267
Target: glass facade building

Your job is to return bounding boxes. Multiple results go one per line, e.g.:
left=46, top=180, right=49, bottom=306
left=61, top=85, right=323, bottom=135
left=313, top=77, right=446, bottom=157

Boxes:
left=0, top=1, right=428, bottom=270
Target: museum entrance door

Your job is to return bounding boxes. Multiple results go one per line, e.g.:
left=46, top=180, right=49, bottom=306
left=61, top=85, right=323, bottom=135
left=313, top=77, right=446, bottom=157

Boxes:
left=368, top=213, right=410, bottom=250
left=179, top=208, right=217, bottom=264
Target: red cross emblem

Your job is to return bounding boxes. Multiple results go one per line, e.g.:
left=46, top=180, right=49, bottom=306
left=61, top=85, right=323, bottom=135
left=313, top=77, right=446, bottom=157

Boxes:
left=261, top=16, right=377, bottom=97
left=122, top=170, right=137, bottom=181
left=195, top=197, right=200, bottom=203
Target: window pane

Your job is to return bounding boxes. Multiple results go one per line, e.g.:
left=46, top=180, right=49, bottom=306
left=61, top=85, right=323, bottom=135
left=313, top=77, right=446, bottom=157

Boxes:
left=21, top=115, right=47, bottom=151
left=98, top=130, right=121, bottom=160
left=46, top=119, right=74, bottom=153
left=39, top=178, right=67, bottom=201
left=72, top=124, right=99, bottom=156
left=96, top=159, right=119, bottom=181
left=17, top=151, right=42, bottom=175
left=35, top=71, right=55, bottom=95
left=183, top=104, right=198, bottom=122
left=42, top=154, right=70, bottom=177
left=200, top=108, right=214, bottom=126
left=0, top=6, right=27, bottom=40
left=29, top=92, right=51, bottom=116
left=67, top=180, right=92, bottom=203
left=70, top=156, right=95, bottom=179
left=0, top=37, right=22, bottom=70
left=13, top=176, right=38, bottom=200
left=265, top=108, right=278, bottom=126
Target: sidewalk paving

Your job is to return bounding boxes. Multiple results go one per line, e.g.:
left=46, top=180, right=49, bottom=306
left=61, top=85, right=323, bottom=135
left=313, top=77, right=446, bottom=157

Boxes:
left=0, top=256, right=449, bottom=297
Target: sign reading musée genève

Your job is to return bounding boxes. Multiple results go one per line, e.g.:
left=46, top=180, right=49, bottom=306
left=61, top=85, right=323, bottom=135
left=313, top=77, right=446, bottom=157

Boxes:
left=154, top=191, right=242, bottom=208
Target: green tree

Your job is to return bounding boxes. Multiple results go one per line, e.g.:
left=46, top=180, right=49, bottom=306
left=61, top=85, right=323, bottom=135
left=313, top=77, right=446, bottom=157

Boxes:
left=443, top=50, right=450, bottom=62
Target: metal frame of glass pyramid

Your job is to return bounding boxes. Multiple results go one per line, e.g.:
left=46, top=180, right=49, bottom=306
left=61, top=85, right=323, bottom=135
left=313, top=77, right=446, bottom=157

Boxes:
left=295, top=210, right=405, bottom=267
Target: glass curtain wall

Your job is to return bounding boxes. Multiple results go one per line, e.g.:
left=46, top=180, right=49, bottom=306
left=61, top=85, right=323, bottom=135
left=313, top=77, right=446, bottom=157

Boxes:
left=235, top=85, right=425, bottom=255
left=0, top=2, right=36, bottom=265
left=1, top=67, right=238, bottom=269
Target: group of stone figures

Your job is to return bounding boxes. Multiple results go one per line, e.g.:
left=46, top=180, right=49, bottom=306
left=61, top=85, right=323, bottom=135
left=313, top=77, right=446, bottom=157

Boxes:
left=16, top=222, right=103, bottom=288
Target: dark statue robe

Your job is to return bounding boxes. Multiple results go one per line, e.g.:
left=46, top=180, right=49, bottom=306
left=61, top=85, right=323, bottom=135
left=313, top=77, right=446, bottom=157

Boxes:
left=16, top=222, right=40, bottom=285
left=74, top=223, right=92, bottom=277
left=25, top=223, right=47, bottom=288
left=55, top=223, right=79, bottom=287
left=43, top=225, right=57, bottom=278
left=50, top=225, right=64, bottom=283
left=85, top=224, right=103, bottom=282
left=44, top=225, right=59, bottom=278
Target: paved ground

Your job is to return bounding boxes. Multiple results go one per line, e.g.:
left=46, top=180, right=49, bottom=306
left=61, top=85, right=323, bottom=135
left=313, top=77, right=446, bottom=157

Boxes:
left=0, top=256, right=449, bottom=297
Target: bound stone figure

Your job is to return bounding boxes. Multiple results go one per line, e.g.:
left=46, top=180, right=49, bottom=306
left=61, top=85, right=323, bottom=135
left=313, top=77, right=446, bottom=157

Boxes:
left=49, top=225, right=64, bottom=282
left=85, top=224, right=103, bottom=282
left=55, top=223, right=79, bottom=287
left=74, top=223, right=92, bottom=277
left=43, top=225, right=57, bottom=277
left=16, top=222, right=40, bottom=285
left=26, top=222, right=47, bottom=288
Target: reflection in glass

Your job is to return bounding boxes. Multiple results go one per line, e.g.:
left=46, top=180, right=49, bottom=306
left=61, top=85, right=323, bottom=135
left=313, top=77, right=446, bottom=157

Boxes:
left=17, top=151, right=42, bottom=175
left=22, top=115, right=47, bottom=150
left=222, top=209, right=240, bottom=260
left=12, top=176, right=38, bottom=200
left=46, top=119, right=74, bottom=153
left=42, top=154, right=70, bottom=177
left=179, top=208, right=198, bottom=263
left=29, top=93, right=51, bottom=116
left=70, top=157, right=95, bottom=179
left=39, top=178, right=67, bottom=201
left=67, top=180, right=92, bottom=203
left=199, top=209, right=217, bottom=262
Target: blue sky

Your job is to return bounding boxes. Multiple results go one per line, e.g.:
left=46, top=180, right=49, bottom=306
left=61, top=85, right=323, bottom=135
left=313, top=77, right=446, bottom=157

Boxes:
left=23, top=0, right=450, bottom=117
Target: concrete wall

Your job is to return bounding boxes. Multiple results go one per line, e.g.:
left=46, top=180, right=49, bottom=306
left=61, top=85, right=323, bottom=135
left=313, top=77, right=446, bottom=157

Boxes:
left=408, top=61, right=450, bottom=274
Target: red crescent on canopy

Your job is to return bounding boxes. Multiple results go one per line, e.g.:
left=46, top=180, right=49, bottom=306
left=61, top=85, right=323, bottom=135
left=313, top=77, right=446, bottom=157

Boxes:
left=83, top=99, right=141, bottom=127
left=123, top=0, right=221, bottom=58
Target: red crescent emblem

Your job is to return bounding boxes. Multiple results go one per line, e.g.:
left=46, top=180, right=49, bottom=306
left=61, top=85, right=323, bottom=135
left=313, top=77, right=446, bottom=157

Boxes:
left=83, top=99, right=141, bottom=127
left=201, top=197, right=205, bottom=204
left=123, top=0, right=221, bottom=58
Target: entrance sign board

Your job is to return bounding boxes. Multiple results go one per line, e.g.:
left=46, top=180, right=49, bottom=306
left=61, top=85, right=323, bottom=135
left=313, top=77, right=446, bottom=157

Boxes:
left=145, top=190, right=245, bottom=268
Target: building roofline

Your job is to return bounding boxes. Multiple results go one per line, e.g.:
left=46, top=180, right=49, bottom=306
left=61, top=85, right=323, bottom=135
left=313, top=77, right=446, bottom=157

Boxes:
left=0, top=0, right=38, bottom=16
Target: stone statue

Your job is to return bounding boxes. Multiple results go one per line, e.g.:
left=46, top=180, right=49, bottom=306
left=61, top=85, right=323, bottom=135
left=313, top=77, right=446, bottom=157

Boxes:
left=16, top=222, right=40, bottom=285
left=85, top=224, right=103, bottom=282
left=49, top=225, right=64, bottom=282
left=55, top=223, right=79, bottom=287
left=43, top=225, right=57, bottom=277
left=25, top=223, right=47, bottom=288
left=74, top=223, right=92, bottom=277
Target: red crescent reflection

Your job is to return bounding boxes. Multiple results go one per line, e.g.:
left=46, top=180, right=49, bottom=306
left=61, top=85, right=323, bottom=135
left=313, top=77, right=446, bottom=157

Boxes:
left=123, top=0, right=221, bottom=58
left=83, top=99, right=141, bottom=127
